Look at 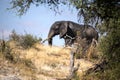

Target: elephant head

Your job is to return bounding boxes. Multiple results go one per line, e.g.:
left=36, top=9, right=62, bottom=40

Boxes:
left=48, top=21, right=70, bottom=46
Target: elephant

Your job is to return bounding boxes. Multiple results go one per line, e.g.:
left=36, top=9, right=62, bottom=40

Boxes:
left=47, top=21, right=98, bottom=47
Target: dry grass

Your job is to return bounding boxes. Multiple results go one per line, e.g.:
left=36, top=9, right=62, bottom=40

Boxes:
left=85, top=43, right=103, bottom=63
left=1, top=41, right=97, bottom=79
left=7, top=42, right=71, bottom=78
left=26, top=44, right=71, bottom=78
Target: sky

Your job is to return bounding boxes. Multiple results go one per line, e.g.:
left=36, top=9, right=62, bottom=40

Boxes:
left=0, top=0, right=80, bottom=46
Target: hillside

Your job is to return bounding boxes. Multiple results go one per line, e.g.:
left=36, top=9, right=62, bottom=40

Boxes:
left=0, top=41, right=96, bottom=80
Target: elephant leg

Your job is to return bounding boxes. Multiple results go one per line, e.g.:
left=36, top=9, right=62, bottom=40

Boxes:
left=80, top=38, right=90, bottom=55
left=64, top=38, right=73, bottom=47
left=64, top=38, right=71, bottom=47
left=48, top=38, right=52, bottom=46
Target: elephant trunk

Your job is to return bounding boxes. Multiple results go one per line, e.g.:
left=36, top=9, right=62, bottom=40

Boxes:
left=48, top=30, right=55, bottom=46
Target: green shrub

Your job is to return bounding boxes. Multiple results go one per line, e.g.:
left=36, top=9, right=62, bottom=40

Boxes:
left=19, top=33, right=41, bottom=49
left=83, top=19, right=120, bottom=80
left=98, top=27, right=120, bottom=80
left=9, top=30, right=20, bottom=41
left=9, top=30, right=42, bottom=49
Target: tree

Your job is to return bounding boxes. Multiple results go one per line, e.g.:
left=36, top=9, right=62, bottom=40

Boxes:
left=9, top=0, right=68, bottom=16
left=9, top=0, right=120, bottom=21
left=9, top=0, right=120, bottom=34
left=9, top=0, right=120, bottom=79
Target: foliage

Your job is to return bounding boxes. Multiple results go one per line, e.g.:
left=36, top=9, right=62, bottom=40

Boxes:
left=100, top=19, right=120, bottom=61
left=83, top=19, right=120, bottom=80
left=72, top=0, right=120, bottom=24
left=19, top=33, right=41, bottom=49
left=9, top=0, right=120, bottom=24
left=9, top=0, right=69, bottom=16
left=9, top=30, right=42, bottom=49
left=9, top=29, right=20, bottom=41
left=99, top=19, right=120, bottom=80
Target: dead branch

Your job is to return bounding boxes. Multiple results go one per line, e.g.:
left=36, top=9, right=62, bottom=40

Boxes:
left=66, top=44, right=80, bottom=80
left=85, top=60, right=108, bottom=75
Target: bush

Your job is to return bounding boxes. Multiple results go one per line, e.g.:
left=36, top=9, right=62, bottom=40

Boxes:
left=82, top=19, right=120, bottom=80
left=98, top=27, right=120, bottom=80
left=19, top=34, right=38, bottom=48
left=9, top=30, right=20, bottom=41
left=9, top=30, right=42, bottom=49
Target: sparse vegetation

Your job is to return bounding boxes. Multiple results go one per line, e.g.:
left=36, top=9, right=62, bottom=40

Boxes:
left=9, top=30, right=20, bottom=41
left=9, top=30, right=42, bottom=49
left=1, top=27, right=119, bottom=79
left=0, top=30, right=102, bottom=80
left=19, top=33, right=41, bottom=49
left=0, top=30, right=43, bottom=79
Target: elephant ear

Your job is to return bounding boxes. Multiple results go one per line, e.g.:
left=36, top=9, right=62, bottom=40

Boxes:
left=59, top=22, right=68, bottom=38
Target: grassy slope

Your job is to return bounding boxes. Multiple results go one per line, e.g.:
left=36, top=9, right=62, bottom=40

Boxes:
left=0, top=41, right=95, bottom=80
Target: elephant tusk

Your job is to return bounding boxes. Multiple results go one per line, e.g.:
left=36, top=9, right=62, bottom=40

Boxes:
left=64, top=34, right=75, bottom=40
left=42, top=38, right=49, bottom=43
